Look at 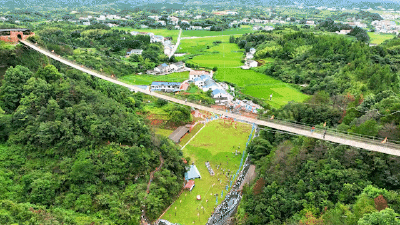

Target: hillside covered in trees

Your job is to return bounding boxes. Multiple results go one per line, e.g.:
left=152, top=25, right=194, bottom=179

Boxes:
left=0, top=44, right=186, bottom=224
left=234, top=27, right=400, bottom=224
left=237, top=129, right=400, bottom=224
left=234, top=28, right=400, bottom=141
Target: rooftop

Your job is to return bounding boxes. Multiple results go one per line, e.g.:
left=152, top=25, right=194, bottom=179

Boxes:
left=151, top=81, right=181, bottom=86
left=169, top=125, right=190, bottom=143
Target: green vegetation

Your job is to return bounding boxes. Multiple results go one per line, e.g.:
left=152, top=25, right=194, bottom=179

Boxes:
left=113, top=27, right=180, bottom=42
left=120, top=71, right=189, bottom=85
left=162, top=120, right=251, bottom=224
left=178, top=33, right=308, bottom=108
left=368, top=32, right=396, bottom=45
left=0, top=61, right=187, bottom=224
left=30, top=23, right=170, bottom=77
left=216, top=68, right=308, bottom=108
left=181, top=25, right=254, bottom=37
left=237, top=129, right=400, bottom=224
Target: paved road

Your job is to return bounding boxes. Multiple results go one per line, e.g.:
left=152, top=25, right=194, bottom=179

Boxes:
left=20, top=40, right=400, bottom=156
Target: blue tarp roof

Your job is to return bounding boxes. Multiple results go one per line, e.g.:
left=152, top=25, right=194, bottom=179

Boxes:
left=151, top=81, right=181, bottom=86
left=185, top=165, right=201, bottom=180
left=212, top=88, right=227, bottom=96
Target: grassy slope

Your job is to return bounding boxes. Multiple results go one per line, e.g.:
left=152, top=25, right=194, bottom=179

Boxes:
left=119, top=71, right=189, bottom=85
left=161, top=120, right=251, bottom=224
left=368, top=32, right=396, bottom=45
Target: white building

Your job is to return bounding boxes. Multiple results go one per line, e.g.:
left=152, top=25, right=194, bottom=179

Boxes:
left=189, top=70, right=213, bottom=80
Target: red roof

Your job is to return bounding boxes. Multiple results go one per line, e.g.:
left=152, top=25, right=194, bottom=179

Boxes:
left=184, top=180, right=195, bottom=189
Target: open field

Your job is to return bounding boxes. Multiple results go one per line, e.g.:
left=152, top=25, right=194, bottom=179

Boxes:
left=188, top=43, right=244, bottom=68
left=161, top=120, right=251, bottom=224
left=177, top=36, right=233, bottom=54
left=368, top=32, right=396, bottom=45
left=216, top=68, right=308, bottom=108
left=178, top=35, right=308, bottom=108
left=181, top=25, right=254, bottom=37
left=119, top=71, right=189, bottom=85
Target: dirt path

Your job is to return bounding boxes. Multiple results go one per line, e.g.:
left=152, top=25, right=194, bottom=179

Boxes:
left=141, top=154, right=165, bottom=225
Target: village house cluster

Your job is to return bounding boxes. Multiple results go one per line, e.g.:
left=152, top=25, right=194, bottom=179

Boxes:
left=241, top=48, right=258, bottom=70
left=147, top=62, right=187, bottom=75
left=371, top=20, right=400, bottom=34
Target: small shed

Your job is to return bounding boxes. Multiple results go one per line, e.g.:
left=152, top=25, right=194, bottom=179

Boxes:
left=184, top=180, right=195, bottom=191
left=169, top=125, right=190, bottom=143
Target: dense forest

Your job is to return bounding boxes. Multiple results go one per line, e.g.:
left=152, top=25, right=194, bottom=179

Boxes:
left=0, top=43, right=186, bottom=224
left=237, top=129, right=400, bottom=224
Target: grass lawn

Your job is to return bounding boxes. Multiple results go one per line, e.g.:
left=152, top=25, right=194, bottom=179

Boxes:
left=216, top=68, right=308, bottom=108
left=181, top=26, right=254, bottom=37
left=368, top=32, right=396, bottom=45
left=119, top=71, right=189, bottom=85
left=161, top=120, right=251, bottom=224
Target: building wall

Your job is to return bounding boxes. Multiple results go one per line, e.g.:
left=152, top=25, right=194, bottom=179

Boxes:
left=0, top=31, right=35, bottom=43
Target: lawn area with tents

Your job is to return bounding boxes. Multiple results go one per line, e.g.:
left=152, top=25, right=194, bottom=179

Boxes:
left=160, top=119, right=252, bottom=224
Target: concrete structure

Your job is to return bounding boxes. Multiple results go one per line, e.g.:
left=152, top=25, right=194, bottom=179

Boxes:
left=246, top=60, right=258, bottom=68
left=169, top=125, right=190, bottom=143
left=189, top=70, right=213, bottom=80
left=127, top=49, right=143, bottom=55
left=0, top=29, right=35, bottom=43
left=151, top=81, right=181, bottom=92
left=154, top=63, right=170, bottom=73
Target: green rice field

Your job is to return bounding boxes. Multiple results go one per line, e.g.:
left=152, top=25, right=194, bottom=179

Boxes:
left=216, top=68, right=308, bottom=108
left=161, top=120, right=251, bottom=224
left=181, top=25, right=254, bottom=37
left=368, top=32, right=396, bottom=45
left=178, top=36, right=308, bottom=108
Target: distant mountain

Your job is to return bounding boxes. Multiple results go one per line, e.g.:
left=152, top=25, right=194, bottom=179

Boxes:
left=0, top=0, right=399, bottom=10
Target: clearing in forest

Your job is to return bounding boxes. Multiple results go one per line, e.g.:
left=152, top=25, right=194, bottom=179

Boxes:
left=161, top=120, right=251, bottom=224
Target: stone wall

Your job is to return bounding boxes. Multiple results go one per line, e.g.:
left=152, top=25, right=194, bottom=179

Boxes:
left=0, top=31, right=35, bottom=43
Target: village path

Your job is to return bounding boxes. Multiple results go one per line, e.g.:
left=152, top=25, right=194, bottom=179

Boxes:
left=20, top=40, right=400, bottom=156
left=168, top=29, right=182, bottom=59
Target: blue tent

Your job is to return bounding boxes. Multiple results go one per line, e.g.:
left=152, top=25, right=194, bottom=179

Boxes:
left=185, top=165, right=201, bottom=180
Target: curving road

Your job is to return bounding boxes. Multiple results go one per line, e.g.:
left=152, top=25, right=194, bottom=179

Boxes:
left=20, top=40, right=400, bottom=156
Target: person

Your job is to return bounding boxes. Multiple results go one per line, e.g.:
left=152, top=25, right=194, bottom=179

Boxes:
left=323, top=129, right=327, bottom=139
left=311, top=126, right=315, bottom=134
left=270, top=94, right=273, bottom=100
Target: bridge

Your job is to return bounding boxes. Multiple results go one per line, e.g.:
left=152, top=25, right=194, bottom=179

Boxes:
left=19, top=40, right=400, bottom=156
left=1, top=28, right=34, bottom=43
